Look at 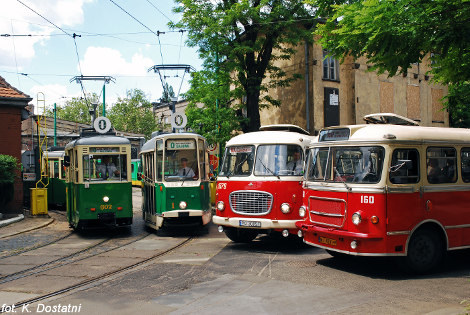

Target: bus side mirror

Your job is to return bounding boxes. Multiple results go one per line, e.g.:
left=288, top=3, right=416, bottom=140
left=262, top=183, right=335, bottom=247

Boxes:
left=64, top=156, right=70, bottom=167
left=398, top=159, right=413, bottom=169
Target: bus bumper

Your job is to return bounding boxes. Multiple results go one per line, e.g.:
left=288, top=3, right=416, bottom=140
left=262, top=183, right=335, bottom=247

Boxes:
left=213, top=215, right=298, bottom=230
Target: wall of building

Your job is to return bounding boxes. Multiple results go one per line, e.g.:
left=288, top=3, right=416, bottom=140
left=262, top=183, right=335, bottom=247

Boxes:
left=0, top=106, right=23, bottom=215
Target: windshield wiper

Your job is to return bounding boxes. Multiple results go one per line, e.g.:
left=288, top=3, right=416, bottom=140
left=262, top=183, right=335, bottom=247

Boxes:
left=257, top=156, right=280, bottom=179
left=334, top=167, right=351, bottom=192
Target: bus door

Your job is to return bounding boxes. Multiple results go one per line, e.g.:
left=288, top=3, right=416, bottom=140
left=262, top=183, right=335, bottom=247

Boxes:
left=387, top=148, right=422, bottom=234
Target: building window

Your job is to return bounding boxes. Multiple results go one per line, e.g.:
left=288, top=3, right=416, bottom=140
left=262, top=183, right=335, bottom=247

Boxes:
left=323, top=50, right=339, bottom=81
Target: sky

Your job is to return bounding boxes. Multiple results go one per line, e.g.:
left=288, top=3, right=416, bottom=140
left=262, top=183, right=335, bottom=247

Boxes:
left=0, top=0, right=202, bottom=114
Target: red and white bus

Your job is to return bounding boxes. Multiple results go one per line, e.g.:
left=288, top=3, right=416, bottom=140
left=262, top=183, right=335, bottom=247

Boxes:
left=213, top=125, right=316, bottom=242
left=296, top=122, right=470, bottom=273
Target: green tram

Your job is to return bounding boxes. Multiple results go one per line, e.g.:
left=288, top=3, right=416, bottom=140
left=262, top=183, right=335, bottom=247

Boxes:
left=43, top=150, right=66, bottom=207
left=140, top=133, right=212, bottom=230
left=64, top=133, right=133, bottom=229
left=131, top=159, right=143, bottom=187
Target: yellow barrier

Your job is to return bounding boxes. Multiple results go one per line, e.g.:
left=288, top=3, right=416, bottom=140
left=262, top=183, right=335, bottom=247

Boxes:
left=30, top=188, right=48, bottom=215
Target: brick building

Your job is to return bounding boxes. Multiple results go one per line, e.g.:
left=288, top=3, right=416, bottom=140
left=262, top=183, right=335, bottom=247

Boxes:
left=0, top=76, right=32, bottom=216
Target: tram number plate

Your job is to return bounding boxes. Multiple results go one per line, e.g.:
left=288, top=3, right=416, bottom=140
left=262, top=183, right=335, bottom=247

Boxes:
left=318, top=236, right=337, bottom=246
left=239, top=220, right=261, bottom=228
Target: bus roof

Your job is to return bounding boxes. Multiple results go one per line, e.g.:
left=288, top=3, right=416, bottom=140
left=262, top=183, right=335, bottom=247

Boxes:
left=317, top=124, right=470, bottom=144
left=226, top=130, right=315, bottom=147
left=65, top=135, right=130, bottom=149
left=140, top=132, right=206, bottom=153
left=259, top=124, right=310, bottom=135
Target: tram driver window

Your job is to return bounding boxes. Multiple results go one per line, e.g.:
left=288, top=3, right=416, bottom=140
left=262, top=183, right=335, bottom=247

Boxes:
left=389, top=149, right=420, bottom=184
left=426, top=147, right=457, bottom=184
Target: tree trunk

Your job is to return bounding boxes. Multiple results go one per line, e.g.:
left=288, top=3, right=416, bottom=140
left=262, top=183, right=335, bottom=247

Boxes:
left=244, top=89, right=261, bottom=133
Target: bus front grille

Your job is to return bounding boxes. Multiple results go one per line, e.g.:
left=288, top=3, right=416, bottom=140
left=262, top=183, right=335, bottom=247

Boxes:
left=229, top=191, right=273, bottom=215
left=308, top=196, right=347, bottom=228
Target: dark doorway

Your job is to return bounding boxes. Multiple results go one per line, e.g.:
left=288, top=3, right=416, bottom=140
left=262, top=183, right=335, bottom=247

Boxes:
left=324, top=87, right=340, bottom=127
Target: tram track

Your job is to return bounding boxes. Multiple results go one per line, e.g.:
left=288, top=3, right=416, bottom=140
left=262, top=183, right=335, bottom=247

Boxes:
left=0, top=231, right=151, bottom=284
left=0, top=236, right=194, bottom=313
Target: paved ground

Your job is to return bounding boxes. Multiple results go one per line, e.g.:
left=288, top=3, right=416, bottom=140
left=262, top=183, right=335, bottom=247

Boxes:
left=1, top=188, right=469, bottom=314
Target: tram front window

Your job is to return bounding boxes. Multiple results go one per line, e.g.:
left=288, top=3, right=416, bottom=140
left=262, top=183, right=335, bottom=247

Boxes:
left=219, top=145, right=255, bottom=177
left=164, top=139, right=198, bottom=181
left=83, top=154, right=128, bottom=182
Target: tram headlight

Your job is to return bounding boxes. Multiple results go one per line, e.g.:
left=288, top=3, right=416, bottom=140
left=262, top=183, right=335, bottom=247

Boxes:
left=103, top=196, right=110, bottom=203
left=352, top=212, right=362, bottom=225
left=299, top=206, right=306, bottom=218
left=280, top=203, right=291, bottom=214
left=217, top=201, right=225, bottom=211
left=179, top=201, right=187, bottom=210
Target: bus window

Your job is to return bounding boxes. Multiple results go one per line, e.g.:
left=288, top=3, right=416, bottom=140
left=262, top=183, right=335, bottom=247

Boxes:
left=333, top=147, right=384, bottom=183
left=254, top=145, right=303, bottom=176
left=426, top=147, right=457, bottom=184
left=461, top=148, right=470, bottom=182
left=219, top=145, right=255, bottom=177
left=389, top=149, right=420, bottom=184
left=307, top=148, right=331, bottom=181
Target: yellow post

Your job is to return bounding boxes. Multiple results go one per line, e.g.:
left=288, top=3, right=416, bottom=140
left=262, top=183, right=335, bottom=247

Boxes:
left=31, top=92, right=49, bottom=215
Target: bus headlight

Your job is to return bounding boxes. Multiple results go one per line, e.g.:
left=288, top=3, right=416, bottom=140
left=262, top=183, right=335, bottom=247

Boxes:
left=299, top=206, right=306, bottom=218
left=217, top=201, right=225, bottom=211
left=179, top=201, right=187, bottom=209
left=103, top=196, right=110, bottom=203
left=352, top=212, right=362, bottom=225
left=280, top=203, right=291, bottom=214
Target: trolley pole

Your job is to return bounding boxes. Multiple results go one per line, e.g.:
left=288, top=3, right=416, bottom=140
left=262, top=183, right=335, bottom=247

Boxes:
left=53, top=103, right=57, bottom=146
left=102, top=84, right=106, bottom=117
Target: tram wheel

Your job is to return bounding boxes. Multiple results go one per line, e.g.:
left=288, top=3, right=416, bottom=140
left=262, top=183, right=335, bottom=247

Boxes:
left=225, top=228, right=258, bottom=243
left=405, top=228, right=444, bottom=274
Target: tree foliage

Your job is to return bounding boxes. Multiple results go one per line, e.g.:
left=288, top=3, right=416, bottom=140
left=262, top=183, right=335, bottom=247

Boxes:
left=444, top=83, right=470, bottom=128
left=161, top=82, right=175, bottom=103
left=310, top=0, right=470, bottom=84
left=184, top=67, right=242, bottom=145
left=0, top=154, right=19, bottom=183
left=173, top=0, right=314, bottom=132
left=107, top=89, right=156, bottom=139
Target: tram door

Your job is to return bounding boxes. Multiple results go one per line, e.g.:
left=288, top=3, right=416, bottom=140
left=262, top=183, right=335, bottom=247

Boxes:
left=142, top=151, right=156, bottom=222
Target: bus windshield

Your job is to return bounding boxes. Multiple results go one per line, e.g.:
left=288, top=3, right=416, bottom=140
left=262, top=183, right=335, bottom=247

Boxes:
left=164, top=139, right=198, bottom=181
left=307, top=146, right=385, bottom=183
left=254, top=144, right=304, bottom=176
left=219, top=145, right=255, bottom=177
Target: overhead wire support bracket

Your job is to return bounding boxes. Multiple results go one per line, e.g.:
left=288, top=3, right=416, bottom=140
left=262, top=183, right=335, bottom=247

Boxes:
left=70, top=75, right=116, bottom=84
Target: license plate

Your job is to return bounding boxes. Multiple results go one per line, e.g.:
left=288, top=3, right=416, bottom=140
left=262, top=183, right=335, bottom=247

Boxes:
left=239, top=220, right=261, bottom=228
left=318, top=236, right=337, bottom=246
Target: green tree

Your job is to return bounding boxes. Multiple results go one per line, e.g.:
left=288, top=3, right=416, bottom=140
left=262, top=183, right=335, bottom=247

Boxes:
left=311, top=0, right=470, bottom=84
left=161, top=82, right=175, bottom=103
left=173, top=0, right=314, bottom=132
left=107, top=89, right=156, bottom=139
left=45, top=93, right=102, bottom=124
left=444, top=82, right=470, bottom=128
left=184, top=68, right=242, bottom=145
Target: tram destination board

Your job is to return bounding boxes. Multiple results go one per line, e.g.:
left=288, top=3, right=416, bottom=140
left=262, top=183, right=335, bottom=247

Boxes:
left=239, top=220, right=261, bottom=228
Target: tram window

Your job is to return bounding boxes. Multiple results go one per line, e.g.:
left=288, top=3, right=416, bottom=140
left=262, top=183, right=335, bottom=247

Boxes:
left=164, top=139, right=198, bottom=181
left=389, top=149, right=420, bottom=184
left=461, top=148, right=470, bottom=182
left=198, top=139, right=205, bottom=180
left=254, top=145, right=303, bottom=176
left=156, top=140, right=163, bottom=181
left=53, top=161, right=60, bottom=178
left=426, top=147, right=457, bottom=184
left=83, top=154, right=128, bottom=181
left=220, top=145, right=255, bottom=177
